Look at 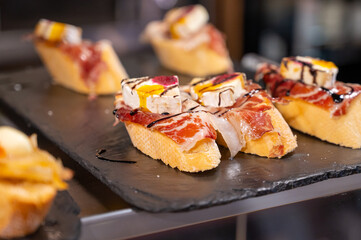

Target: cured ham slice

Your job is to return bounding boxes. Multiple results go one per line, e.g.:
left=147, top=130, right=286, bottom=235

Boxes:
left=59, top=41, right=107, bottom=87
left=33, top=19, right=128, bottom=96
left=256, top=61, right=361, bottom=149
left=181, top=78, right=297, bottom=158
left=257, top=63, right=361, bottom=117
left=114, top=101, right=216, bottom=152
left=114, top=73, right=296, bottom=173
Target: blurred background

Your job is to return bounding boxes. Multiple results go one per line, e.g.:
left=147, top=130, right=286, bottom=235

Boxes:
left=1, top=0, right=361, bottom=82
left=1, top=0, right=361, bottom=239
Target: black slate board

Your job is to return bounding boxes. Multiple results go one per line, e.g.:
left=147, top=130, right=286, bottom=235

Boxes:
left=1, top=58, right=361, bottom=212
left=16, top=191, right=80, bottom=240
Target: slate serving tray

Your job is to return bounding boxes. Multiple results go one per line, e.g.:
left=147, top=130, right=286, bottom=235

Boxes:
left=1, top=58, right=361, bottom=212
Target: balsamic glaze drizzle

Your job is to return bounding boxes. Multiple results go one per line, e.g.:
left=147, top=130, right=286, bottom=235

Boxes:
left=289, top=58, right=319, bottom=85
left=96, top=149, right=137, bottom=163
left=147, top=112, right=184, bottom=128
left=218, top=88, right=262, bottom=117
left=130, top=77, right=150, bottom=90
left=269, top=74, right=355, bottom=104
left=191, top=76, right=213, bottom=86
left=160, top=84, right=177, bottom=96
left=130, top=109, right=139, bottom=116
left=218, top=88, right=234, bottom=106
left=320, top=85, right=354, bottom=103
left=188, top=105, right=200, bottom=111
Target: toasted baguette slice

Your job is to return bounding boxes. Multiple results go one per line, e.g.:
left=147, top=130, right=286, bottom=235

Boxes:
left=0, top=127, right=72, bottom=238
left=217, top=103, right=297, bottom=158
left=35, top=40, right=128, bottom=95
left=125, top=122, right=221, bottom=172
left=244, top=105, right=297, bottom=157
left=150, top=37, right=232, bottom=77
left=0, top=181, right=56, bottom=239
left=276, top=95, right=361, bottom=148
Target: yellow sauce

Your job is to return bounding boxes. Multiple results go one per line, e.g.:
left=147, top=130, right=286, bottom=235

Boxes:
left=137, top=84, right=165, bottom=110
left=170, top=17, right=186, bottom=39
left=193, top=74, right=245, bottom=99
left=312, top=59, right=337, bottom=69
left=47, top=22, right=66, bottom=42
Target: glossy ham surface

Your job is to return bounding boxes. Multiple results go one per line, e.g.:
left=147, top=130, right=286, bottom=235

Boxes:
left=256, top=64, right=361, bottom=117
left=222, top=83, right=274, bottom=140
left=114, top=102, right=216, bottom=151
left=60, top=41, right=107, bottom=87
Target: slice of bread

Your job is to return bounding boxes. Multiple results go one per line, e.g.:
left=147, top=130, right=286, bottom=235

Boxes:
left=276, top=95, right=361, bottom=148
left=125, top=122, right=221, bottom=172
left=243, top=105, right=297, bottom=158
left=0, top=127, right=72, bottom=238
left=150, top=37, right=232, bottom=77
left=0, top=181, right=56, bottom=239
left=217, top=102, right=297, bottom=158
left=35, top=40, right=128, bottom=95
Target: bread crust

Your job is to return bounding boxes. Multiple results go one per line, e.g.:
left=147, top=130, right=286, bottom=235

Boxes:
left=125, top=122, right=221, bottom=172
left=35, top=40, right=128, bottom=95
left=149, top=37, right=232, bottom=77
left=276, top=95, right=361, bottom=148
left=0, top=128, right=72, bottom=238
left=0, top=181, right=56, bottom=239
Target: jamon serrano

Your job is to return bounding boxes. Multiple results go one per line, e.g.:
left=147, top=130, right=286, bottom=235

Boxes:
left=187, top=74, right=297, bottom=158
left=256, top=57, right=361, bottom=149
left=114, top=73, right=297, bottom=172
left=114, top=102, right=216, bottom=152
left=143, top=5, right=233, bottom=76
left=257, top=63, right=361, bottom=117
left=33, top=19, right=128, bottom=96
left=114, top=76, right=221, bottom=172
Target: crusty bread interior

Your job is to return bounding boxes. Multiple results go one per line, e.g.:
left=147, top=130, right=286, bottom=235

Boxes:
left=35, top=40, right=128, bottom=95
left=276, top=95, right=361, bottom=148
left=125, top=122, right=221, bottom=172
left=150, top=38, right=232, bottom=77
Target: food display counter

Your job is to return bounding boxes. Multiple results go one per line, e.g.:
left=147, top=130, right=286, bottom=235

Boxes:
left=1, top=51, right=361, bottom=240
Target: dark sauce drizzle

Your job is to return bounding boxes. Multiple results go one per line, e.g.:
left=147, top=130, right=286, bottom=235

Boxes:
left=218, top=88, right=234, bottom=106
left=289, top=58, right=319, bottom=85
left=130, top=109, right=139, bottom=116
left=122, top=77, right=150, bottom=90
left=191, top=76, right=213, bottom=86
left=320, top=85, right=354, bottom=103
left=218, top=88, right=262, bottom=117
left=118, top=86, right=264, bottom=129
left=160, top=84, right=177, bottom=96
left=147, top=112, right=183, bottom=128
left=96, top=149, right=136, bottom=163
left=267, top=68, right=355, bottom=104
left=188, top=105, right=200, bottom=111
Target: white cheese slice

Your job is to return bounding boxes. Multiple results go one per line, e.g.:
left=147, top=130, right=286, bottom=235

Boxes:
left=165, top=4, right=209, bottom=39
left=121, top=76, right=182, bottom=114
left=34, top=19, right=82, bottom=44
left=190, top=73, right=246, bottom=107
left=280, top=56, right=338, bottom=88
